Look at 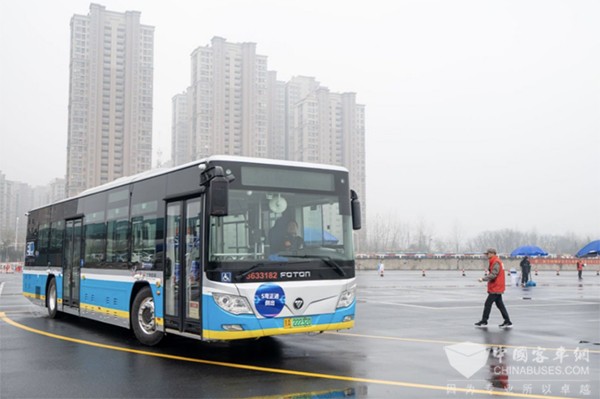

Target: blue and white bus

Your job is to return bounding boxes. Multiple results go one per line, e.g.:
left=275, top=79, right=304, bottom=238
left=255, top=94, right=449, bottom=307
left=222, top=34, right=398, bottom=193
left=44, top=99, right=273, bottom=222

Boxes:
left=23, top=156, right=361, bottom=345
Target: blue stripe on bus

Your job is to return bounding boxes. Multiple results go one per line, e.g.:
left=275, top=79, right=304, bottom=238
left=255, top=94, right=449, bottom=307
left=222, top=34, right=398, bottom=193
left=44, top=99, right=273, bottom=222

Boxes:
left=23, top=272, right=164, bottom=319
left=79, top=278, right=164, bottom=318
left=80, top=279, right=132, bottom=313
left=22, top=273, right=50, bottom=301
left=201, top=293, right=355, bottom=332
left=24, top=271, right=352, bottom=336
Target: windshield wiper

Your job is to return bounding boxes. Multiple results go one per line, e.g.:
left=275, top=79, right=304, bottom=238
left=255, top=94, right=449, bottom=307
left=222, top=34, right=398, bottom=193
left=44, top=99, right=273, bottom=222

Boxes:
left=281, top=254, right=346, bottom=277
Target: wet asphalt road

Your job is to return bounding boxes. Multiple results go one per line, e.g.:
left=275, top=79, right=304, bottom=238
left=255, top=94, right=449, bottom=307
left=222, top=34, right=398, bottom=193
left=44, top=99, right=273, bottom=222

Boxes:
left=1, top=270, right=599, bottom=399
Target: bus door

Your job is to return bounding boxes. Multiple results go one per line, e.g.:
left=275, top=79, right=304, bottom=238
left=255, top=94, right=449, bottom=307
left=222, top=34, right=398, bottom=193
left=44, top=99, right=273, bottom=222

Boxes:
left=63, top=218, right=83, bottom=308
left=164, top=197, right=203, bottom=334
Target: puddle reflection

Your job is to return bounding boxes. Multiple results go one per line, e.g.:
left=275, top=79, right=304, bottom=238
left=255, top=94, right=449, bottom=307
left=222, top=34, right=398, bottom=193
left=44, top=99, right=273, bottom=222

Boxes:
left=487, top=346, right=509, bottom=389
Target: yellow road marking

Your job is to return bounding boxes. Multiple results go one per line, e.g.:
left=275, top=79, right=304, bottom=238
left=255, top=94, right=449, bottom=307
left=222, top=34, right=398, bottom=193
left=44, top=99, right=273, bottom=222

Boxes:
left=327, top=331, right=600, bottom=354
left=0, top=312, right=587, bottom=399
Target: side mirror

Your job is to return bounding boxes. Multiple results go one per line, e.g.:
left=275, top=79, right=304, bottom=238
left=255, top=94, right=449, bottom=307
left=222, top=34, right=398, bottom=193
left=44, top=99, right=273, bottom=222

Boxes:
left=203, top=166, right=229, bottom=216
left=350, top=190, right=361, bottom=230
left=209, top=176, right=228, bottom=216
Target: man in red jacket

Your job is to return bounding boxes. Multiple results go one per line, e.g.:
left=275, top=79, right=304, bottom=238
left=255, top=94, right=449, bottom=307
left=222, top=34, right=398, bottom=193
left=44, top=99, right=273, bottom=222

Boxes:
left=475, top=248, right=513, bottom=328
left=576, top=260, right=584, bottom=280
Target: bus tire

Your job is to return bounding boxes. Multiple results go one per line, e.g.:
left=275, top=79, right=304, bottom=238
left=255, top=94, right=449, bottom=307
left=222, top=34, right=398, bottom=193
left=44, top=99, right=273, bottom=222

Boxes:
left=131, top=286, right=163, bottom=346
left=47, top=278, right=58, bottom=319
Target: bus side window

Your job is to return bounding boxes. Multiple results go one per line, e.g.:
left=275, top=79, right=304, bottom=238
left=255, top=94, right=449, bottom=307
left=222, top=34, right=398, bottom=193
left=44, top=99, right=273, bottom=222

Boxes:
left=80, top=192, right=107, bottom=267
left=34, top=207, right=51, bottom=266
left=131, top=205, right=164, bottom=271
left=48, top=220, right=64, bottom=266
left=37, top=223, right=50, bottom=266
left=105, top=189, right=130, bottom=268
left=84, top=212, right=106, bottom=266
left=131, top=176, right=166, bottom=271
left=106, top=209, right=129, bottom=266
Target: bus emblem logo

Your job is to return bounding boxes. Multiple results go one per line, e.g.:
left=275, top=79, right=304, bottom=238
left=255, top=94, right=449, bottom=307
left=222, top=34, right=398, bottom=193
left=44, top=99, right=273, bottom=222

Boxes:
left=293, top=298, right=304, bottom=310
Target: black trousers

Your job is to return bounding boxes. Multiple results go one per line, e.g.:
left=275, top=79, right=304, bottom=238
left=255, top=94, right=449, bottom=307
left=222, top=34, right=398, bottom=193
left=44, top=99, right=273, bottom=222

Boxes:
left=521, top=267, right=530, bottom=284
left=578, top=270, right=582, bottom=279
left=481, top=293, right=511, bottom=323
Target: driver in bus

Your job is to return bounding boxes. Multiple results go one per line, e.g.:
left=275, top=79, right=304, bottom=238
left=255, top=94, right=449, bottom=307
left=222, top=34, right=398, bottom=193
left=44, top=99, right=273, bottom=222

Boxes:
left=282, top=220, right=304, bottom=251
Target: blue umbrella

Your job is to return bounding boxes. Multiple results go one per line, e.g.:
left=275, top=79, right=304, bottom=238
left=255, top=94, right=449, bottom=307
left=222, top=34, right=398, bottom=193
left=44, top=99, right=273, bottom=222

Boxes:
left=303, top=227, right=338, bottom=244
left=575, top=240, right=600, bottom=258
left=510, top=245, right=548, bottom=257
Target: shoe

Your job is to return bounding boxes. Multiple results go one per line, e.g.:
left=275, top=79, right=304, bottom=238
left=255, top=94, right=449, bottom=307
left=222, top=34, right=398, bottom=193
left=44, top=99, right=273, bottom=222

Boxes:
left=499, top=321, right=513, bottom=328
left=474, top=321, right=488, bottom=327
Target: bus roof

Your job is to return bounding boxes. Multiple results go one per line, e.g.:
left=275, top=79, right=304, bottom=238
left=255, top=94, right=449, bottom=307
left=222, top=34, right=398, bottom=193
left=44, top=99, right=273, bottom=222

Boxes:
left=30, top=155, right=349, bottom=212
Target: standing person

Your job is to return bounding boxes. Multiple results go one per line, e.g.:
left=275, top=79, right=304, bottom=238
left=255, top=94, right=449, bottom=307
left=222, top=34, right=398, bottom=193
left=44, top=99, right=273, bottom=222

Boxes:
left=519, top=256, right=531, bottom=287
left=475, top=248, right=513, bottom=328
left=576, top=260, right=584, bottom=280
left=377, top=260, right=385, bottom=277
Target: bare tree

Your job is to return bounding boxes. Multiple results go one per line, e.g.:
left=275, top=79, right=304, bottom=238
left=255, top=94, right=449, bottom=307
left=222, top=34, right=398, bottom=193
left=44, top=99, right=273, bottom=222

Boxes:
left=0, top=228, right=18, bottom=262
left=366, top=214, right=395, bottom=252
left=366, top=214, right=412, bottom=252
left=366, top=218, right=591, bottom=256
left=466, top=229, right=590, bottom=256
left=410, top=217, right=435, bottom=252
left=449, top=221, right=464, bottom=253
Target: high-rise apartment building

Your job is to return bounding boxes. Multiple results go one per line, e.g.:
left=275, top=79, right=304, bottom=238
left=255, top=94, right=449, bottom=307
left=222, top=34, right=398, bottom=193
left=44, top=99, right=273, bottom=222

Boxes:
left=284, top=76, right=321, bottom=161
left=287, top=88, right=367, bottom=248
left=66, top=3, right=154, bottom=197
left=172, top=37, right=367, bottom=249
left=171, top=93, right=189, bottom=166
left=267, top=71, right=286, bottom=160
left=32, top=178, right=67, bottom=209
left=0, top=172, right=65, bottom=260
left=185, top=36, right=269, bottom=159
left=0, top=173, right=32, bottom=255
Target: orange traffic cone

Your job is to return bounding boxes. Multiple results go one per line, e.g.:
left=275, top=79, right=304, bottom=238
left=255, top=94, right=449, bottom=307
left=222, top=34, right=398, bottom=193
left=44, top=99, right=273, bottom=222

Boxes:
left=422, top=269, right=426, bottom=277
left=556, top=268, right=560, bottom=276
left=462, top=269, right=466, bottom=277
left=535, top=268, right=538, bottom=276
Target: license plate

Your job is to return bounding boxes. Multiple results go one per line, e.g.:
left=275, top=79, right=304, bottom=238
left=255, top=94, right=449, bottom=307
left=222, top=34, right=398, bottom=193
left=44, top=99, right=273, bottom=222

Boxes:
left=284, top=316, right=312, bottom=328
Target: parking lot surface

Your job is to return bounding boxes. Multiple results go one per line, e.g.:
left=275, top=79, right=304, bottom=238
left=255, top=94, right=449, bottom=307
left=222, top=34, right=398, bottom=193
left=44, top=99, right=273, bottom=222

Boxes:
left=1, top=270, right=598, bottom=398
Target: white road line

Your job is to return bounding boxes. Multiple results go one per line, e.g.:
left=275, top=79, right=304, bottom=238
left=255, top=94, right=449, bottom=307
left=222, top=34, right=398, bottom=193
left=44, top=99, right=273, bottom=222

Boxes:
left=364, top=300, right=438, bottom=309
left=361, top=288, right=482, bottom=298
left=437, top=302, right=600, bottom=309
left=0, top=282, right=4, bottom=297
left=362, top=299, right=599, bottom=310
left=554, top=298, right=600, bottom=304
left=0, top=304, right=36, bottom=308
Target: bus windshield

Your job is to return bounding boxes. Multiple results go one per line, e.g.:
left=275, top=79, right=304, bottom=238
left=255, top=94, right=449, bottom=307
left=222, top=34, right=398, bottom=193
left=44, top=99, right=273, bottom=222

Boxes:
left=208, top=188, right=354, bottom=265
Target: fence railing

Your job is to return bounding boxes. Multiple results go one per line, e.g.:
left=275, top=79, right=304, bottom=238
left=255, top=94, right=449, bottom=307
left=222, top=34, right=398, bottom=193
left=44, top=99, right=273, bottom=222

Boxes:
left=0, top=262, right=23, bottom=273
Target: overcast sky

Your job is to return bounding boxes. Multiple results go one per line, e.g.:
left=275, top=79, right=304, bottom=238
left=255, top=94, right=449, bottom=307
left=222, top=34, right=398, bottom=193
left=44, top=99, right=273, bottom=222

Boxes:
left=0, top=0, right=598, bottom=240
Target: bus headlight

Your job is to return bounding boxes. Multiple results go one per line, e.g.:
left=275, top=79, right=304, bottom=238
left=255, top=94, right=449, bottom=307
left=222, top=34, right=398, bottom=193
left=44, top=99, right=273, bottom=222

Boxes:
left=336, top=286, right=356, bottom=308
left=213, top=293, right=253, bottom=315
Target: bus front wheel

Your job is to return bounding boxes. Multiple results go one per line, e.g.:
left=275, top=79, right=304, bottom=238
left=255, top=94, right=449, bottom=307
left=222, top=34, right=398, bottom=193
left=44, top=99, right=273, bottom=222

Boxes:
left=131, top=286, right=163, bottom=346
left=47, top=278, right=58, bottom=318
